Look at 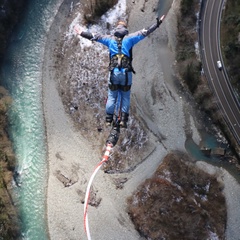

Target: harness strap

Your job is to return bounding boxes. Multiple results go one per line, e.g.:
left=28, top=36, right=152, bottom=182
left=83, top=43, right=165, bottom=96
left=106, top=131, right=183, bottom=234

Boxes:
left=109, top=70, right=130, bottom=90
left=109, top=37, right=135, bottom=74
left=120, top=85, right=131, bottom=91
left=125, top=70, right=128, bottom=86
left=108, top=37, right=133, bottom=90
left=108, top=84, right=131, bottom=92
left=108, top=84, right=119, bottom=91
left=117, top=38, right=122, bottom=70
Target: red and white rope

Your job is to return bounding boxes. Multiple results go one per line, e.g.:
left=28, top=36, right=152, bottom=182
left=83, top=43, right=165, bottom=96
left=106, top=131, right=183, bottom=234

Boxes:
left=83, top=143, right=113, bottom=240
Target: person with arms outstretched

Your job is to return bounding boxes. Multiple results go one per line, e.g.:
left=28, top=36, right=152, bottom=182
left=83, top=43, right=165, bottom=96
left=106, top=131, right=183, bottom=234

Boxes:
left=75, top=15, right=164, bottom=128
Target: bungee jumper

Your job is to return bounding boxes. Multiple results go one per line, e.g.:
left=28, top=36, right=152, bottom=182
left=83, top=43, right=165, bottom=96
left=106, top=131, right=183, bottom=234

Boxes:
left=75, top=15, right=165, bottom=240
left=75, top=15, right=165, bottom=131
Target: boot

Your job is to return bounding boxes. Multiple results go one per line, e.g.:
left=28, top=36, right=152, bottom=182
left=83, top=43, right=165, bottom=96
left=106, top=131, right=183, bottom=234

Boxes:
left=119, top=112, right=129, bottom=128
left=106, top=127, right=120, bottom=146
left=106, top=114, right=113, bottom=126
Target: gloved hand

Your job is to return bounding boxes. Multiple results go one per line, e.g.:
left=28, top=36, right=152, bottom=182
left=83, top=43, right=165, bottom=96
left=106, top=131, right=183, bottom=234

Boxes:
left=156, top=15, right=165, bottom=27
left=74, top=25, right=83, bottom=35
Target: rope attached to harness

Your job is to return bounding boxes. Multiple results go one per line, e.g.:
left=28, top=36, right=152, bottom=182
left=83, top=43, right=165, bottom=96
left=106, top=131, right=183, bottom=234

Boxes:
left=83, top=143, right=113, bottom=240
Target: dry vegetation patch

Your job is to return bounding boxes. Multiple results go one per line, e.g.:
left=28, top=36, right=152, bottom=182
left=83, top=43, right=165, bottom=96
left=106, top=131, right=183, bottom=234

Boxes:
left=221, top=0, right=240, bottom=94
left=0, top=87, right=21, bottom=239
left=82, top=0, right=118, bottom=24
left=127, top=152, right=226, bottom=240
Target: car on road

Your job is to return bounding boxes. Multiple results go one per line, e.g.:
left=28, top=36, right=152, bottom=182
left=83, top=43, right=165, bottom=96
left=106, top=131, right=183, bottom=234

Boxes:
left=217, top=60, right=222, bottom=70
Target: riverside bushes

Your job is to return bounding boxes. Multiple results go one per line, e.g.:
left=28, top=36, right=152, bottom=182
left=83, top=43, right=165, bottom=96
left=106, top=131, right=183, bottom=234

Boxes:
left=0, top=87, right=21, bottom=239
left=127, top=153, right=226, bottom=240
left=83, top=0, right=118, bottom=23
left=176, top=0, right=200, bottom=90
left=221, top=0, right=240, bottom=96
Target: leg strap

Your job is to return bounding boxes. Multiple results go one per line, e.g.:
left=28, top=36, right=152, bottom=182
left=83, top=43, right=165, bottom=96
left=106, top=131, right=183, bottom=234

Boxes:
left=109, top=71, right=131, bottom=91
left=119, top=85, right=131, bottom=92
left=108, top=84, right=119, bottom=91
left=109, top=84, right=131, bottom=91
left=106, top=114, right=113, bottom=122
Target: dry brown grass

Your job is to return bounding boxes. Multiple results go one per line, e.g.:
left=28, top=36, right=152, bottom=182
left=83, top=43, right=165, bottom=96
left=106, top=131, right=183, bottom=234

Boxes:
left=82, top=0, right=118, bottom=24
left=0, top=86, right=21, bottom=239
left=127, top=152, right=226, bottom=240
left=221, top=0, right=240, bottom=93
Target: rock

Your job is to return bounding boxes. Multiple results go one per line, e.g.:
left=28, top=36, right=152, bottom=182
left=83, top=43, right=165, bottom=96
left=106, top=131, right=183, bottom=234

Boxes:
left=55, top=170, right=78, bottom=187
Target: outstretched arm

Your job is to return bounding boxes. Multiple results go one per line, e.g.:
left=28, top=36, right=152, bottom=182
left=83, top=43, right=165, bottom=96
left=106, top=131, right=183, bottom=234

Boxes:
left=142, top=15, right=165, bottom=36
left=74, top=25, right=94, bottom=40
left=74, top=25, right=111, bottom=47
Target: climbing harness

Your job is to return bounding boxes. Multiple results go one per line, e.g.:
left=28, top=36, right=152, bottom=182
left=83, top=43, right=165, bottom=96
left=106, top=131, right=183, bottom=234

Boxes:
left=108, top=37, right=135, bottom=91
left=108, top=37, right=134, bottom=73
left=108, top=82, right=131, bottom=92
left=115, top=91, right=122, bottom=124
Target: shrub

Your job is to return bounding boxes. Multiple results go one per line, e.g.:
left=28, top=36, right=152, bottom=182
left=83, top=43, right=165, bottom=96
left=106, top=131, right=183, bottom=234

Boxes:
left=127, top=153, right=226, bottom=240
left=83, top=0, right=118, bottom=24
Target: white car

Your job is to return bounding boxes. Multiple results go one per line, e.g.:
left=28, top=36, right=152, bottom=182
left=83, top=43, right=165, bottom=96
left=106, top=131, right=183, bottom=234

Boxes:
left=217, top=60, right=222, bottom=70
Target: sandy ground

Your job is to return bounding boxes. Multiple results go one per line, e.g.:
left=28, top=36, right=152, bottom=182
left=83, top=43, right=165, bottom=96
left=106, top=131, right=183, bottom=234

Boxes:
left=42, top=0, right=240, bottom=239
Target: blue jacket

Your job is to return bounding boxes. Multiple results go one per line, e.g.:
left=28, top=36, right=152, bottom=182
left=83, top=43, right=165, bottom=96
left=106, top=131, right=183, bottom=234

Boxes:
left=80, top=22, right=159, bottom=59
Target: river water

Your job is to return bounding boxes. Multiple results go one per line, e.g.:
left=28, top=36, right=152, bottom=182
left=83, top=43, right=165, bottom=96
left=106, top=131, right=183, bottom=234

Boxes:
left=1, top=0, right=63, bottom=239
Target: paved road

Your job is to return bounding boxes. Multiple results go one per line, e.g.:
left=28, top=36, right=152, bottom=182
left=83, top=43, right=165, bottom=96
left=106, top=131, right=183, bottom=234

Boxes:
left=199, top=0, right=240, bottom=144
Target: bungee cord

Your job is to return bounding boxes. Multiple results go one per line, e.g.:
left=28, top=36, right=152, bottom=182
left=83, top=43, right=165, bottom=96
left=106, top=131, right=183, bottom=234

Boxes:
left=83, top=143, right=113, bottom=240
left=84, top=89, right=121, bottom=240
